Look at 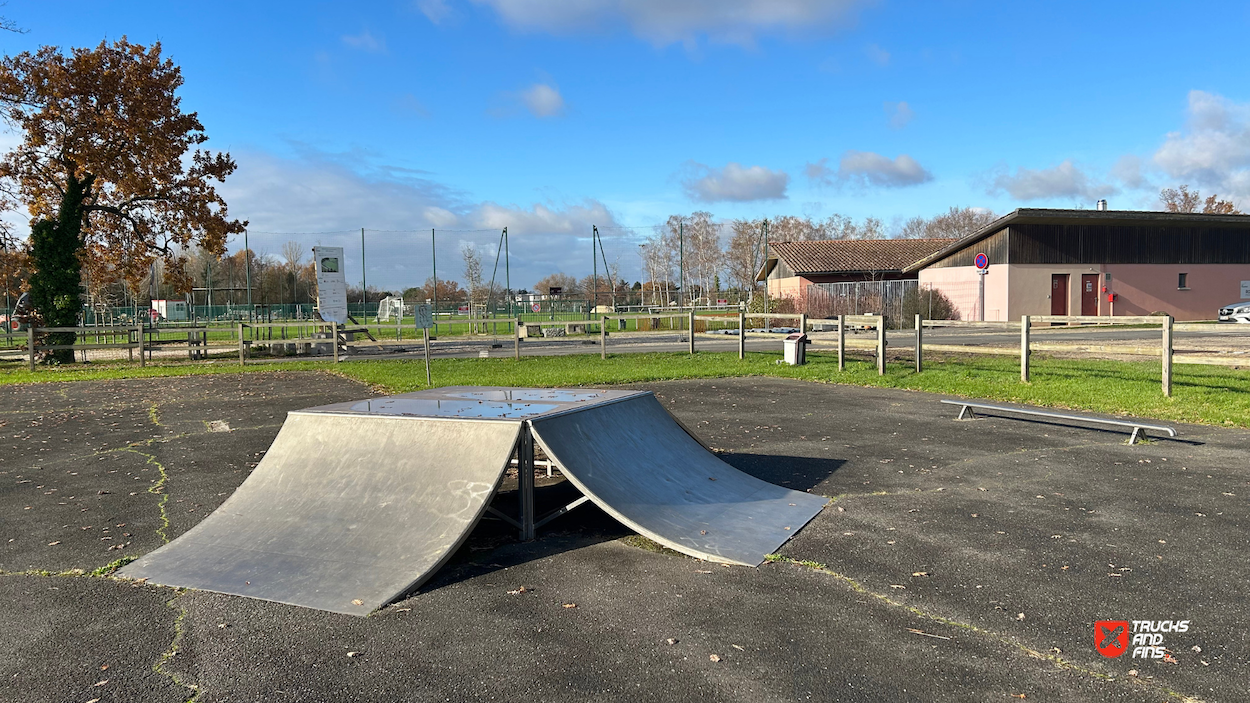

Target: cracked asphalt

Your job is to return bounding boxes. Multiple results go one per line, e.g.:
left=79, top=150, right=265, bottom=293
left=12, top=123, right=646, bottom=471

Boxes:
left=1, top=372, right=1246, bottom=702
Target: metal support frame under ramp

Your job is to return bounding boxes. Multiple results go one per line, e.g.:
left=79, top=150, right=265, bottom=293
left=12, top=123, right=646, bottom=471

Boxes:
left=120, top=387, right=827, bottom=616
left=942, top=399, right=1178, bottom=445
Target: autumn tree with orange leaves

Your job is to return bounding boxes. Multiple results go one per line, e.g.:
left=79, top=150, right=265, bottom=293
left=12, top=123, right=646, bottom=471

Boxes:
left=0, top=38, right=245, bottom=361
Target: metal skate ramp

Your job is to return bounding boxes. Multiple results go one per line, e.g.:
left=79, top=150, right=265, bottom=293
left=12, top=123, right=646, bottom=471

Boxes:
left=120, top=386, right=827, bottom=615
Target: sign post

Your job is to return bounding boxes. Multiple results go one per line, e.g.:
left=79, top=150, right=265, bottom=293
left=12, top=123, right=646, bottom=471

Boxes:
left=974, top=252, right=989, bottom=322
left=414, top=303, right=434, bottom=386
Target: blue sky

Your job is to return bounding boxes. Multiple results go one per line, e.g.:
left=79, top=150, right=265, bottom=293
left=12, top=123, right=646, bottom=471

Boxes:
left=7, top=1, right=1250, bottom=289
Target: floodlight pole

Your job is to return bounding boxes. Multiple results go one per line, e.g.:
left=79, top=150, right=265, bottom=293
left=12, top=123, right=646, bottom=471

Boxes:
left=592, top=225, right=598, bottom=319
left=504, top=227, right=511, bottom=317
left=431, top=228, right=438, bottom=336
left=361, top=227, right=367, bottom=310
left=244, top=229, right=252, bottom=312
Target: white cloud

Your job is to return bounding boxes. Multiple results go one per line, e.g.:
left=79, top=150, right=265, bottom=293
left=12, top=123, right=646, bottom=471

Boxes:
left=884, top=101, right=914, bottom=129
left=341, top=30, right=387, bottom=53
left=466, top=0, right=871, bottom=47
left=681, top=162, right=789, bottom=202
left=808, top=151, right=932, bottom=188
left=1153, top=90, right=1250, bottom=200
left=415, top=0, right=453, bottom=24
left=219, top=148, right=628, bottom=290
left=988, top=159, right=1116, bottom=201
left=1110, top=154, right=1148, bottom=190
left=865, top=43, right=890, bottom=66
left=392, top=93, right=431, bottom=118
left=521, top=83, right=566, bottom=118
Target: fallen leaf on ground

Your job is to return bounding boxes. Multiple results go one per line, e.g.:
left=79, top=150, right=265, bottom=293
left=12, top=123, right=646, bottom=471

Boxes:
left=731, top=644, right=745, bottom=651
left=351, top=599, right=364, bottom=606
left=912, top=571, right=928, bottom=577
left=889, top=584, right=906, bottom=589
left=665, top=638, right=678, bottom=645
left=562, top=603, right=577, bottom=609
left=708, top=654, right=721, bottom=662
left=347, top=651, right=361, bottom=658
left=507, top=587, right=528, bottom=595
left=1016, top=613, right=1026, bottom=621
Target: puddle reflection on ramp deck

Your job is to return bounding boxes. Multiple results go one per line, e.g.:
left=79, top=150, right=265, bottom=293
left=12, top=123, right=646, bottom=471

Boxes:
left=120, top=386, right=827, bottom=615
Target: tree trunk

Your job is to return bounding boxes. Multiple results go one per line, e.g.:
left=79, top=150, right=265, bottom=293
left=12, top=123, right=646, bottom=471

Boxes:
left=28, top=173, right=92, bottom=363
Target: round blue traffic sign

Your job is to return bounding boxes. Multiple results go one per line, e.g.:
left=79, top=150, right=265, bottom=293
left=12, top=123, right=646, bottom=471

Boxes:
left=974, top=252, right=989, bottom=269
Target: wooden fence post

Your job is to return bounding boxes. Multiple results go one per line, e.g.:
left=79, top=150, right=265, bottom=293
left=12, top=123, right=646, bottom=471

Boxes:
left=137, top=325, right=145, bottom=368
left=332, top=321, right=340, bottom=363
left=514, top=317, right=521, bottom=360
left=914, top=314, right=922, bottom=373
left=27, top=325, right=35, bottom=372
left=837, top=315, right=845, bottom=371
left=237, top=323, right=245, bottom=365
left=876, top=316, right=885, bottom=375
left=1162, top=315, right=1173, bottom=397
left=601, top=316, right=607, bottom=360
left=688, top=310, right=695, bottom=354
left=1020, top=315, right=1030, bottom=382
left=799, top=313, right=807, bottom=336
left=738, top=311, right=746, bottom=360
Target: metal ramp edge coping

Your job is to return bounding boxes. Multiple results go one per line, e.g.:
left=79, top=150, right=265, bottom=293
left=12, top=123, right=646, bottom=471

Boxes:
left=941, top=399, right=1178, bottom=444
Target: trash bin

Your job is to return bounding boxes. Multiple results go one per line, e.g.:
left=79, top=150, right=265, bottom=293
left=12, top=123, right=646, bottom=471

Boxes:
left=783, top=332, right=809, bottom=366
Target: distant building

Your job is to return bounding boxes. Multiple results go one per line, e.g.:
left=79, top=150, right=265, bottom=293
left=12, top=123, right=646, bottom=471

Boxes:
left=906, top=209, right=1250, bottom=321
left=758, top=238, right=957, bottom=299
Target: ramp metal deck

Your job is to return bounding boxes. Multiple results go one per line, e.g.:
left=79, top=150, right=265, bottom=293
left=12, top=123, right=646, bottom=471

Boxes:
left=120, top=387, right=827, bottom=614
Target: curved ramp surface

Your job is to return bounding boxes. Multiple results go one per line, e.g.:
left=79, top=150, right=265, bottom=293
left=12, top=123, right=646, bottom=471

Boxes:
left=531, top=394, right=828, bottom=566
left=119, top=413, right=520, bottom=615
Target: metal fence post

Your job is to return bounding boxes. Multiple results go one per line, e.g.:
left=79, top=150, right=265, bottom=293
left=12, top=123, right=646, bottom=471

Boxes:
left=688, top=309, right=695, bottom=354
left=837, top=315, right=845, bottom=371
left=1020, top=315, right=1030, bottom=382
left=914, top=314, right=922, bottom=373
left=601, top=316, right=607, bottom=360
left=876, top=317, right=885, bottom=375
left=27, top=325, right=35, bottom=372
left=237, top=323, right=245, bottom=365
left=1162, top=315, right=1173, bottom=397
left=738, top=310, right=746, bottom=360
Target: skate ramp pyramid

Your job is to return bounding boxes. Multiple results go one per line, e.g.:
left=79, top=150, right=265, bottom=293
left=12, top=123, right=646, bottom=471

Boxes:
left=120, top=387, right=827, bottom=615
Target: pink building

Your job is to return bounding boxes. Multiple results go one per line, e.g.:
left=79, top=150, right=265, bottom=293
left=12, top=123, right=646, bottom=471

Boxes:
left=907, top=209, right=1250, bottom=322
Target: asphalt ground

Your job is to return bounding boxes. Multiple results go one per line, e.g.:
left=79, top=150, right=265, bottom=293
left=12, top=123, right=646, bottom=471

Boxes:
left=1, top=372, right=1246, bottom=702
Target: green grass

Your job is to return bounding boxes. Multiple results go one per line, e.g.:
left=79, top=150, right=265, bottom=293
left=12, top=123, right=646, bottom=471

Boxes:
left=2, top=349, right=1249, bottom=427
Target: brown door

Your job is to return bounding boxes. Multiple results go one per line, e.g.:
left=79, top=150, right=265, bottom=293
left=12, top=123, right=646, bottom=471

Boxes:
left=1051, top=274, right=1069, bottom=315
left=1081, top=274, right=1098, bottom=316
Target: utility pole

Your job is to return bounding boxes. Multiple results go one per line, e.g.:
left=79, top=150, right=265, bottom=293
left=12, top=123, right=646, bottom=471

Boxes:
left=760, top=219, right=770, bottom=320
left=679, top=221, right=685, bottom=309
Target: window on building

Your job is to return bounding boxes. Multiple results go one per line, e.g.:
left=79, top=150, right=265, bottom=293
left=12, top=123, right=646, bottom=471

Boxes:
left=1178, top=273, right=1189, bottom=290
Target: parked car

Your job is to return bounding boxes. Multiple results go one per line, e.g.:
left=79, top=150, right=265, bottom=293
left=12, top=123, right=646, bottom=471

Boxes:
left=1218, top=301, right=1250, bottom=323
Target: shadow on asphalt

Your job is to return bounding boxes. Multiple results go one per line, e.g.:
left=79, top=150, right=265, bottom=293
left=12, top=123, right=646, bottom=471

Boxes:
left=719, top=453, right=846, bottom=491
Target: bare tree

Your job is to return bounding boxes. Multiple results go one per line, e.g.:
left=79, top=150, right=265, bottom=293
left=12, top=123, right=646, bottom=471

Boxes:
left=923, top=207, right=998, bottom=239
left=281, top=241, right=304, bottom=304
left=1160, top=185, right=1242, bottom=214
left=461, top=243, right=483, bottom=304
left=725, top=218, right=765, bottom=293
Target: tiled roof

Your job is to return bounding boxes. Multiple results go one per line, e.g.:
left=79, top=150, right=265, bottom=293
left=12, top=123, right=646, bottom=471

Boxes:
left=770, top=238, right=957, bottom=275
